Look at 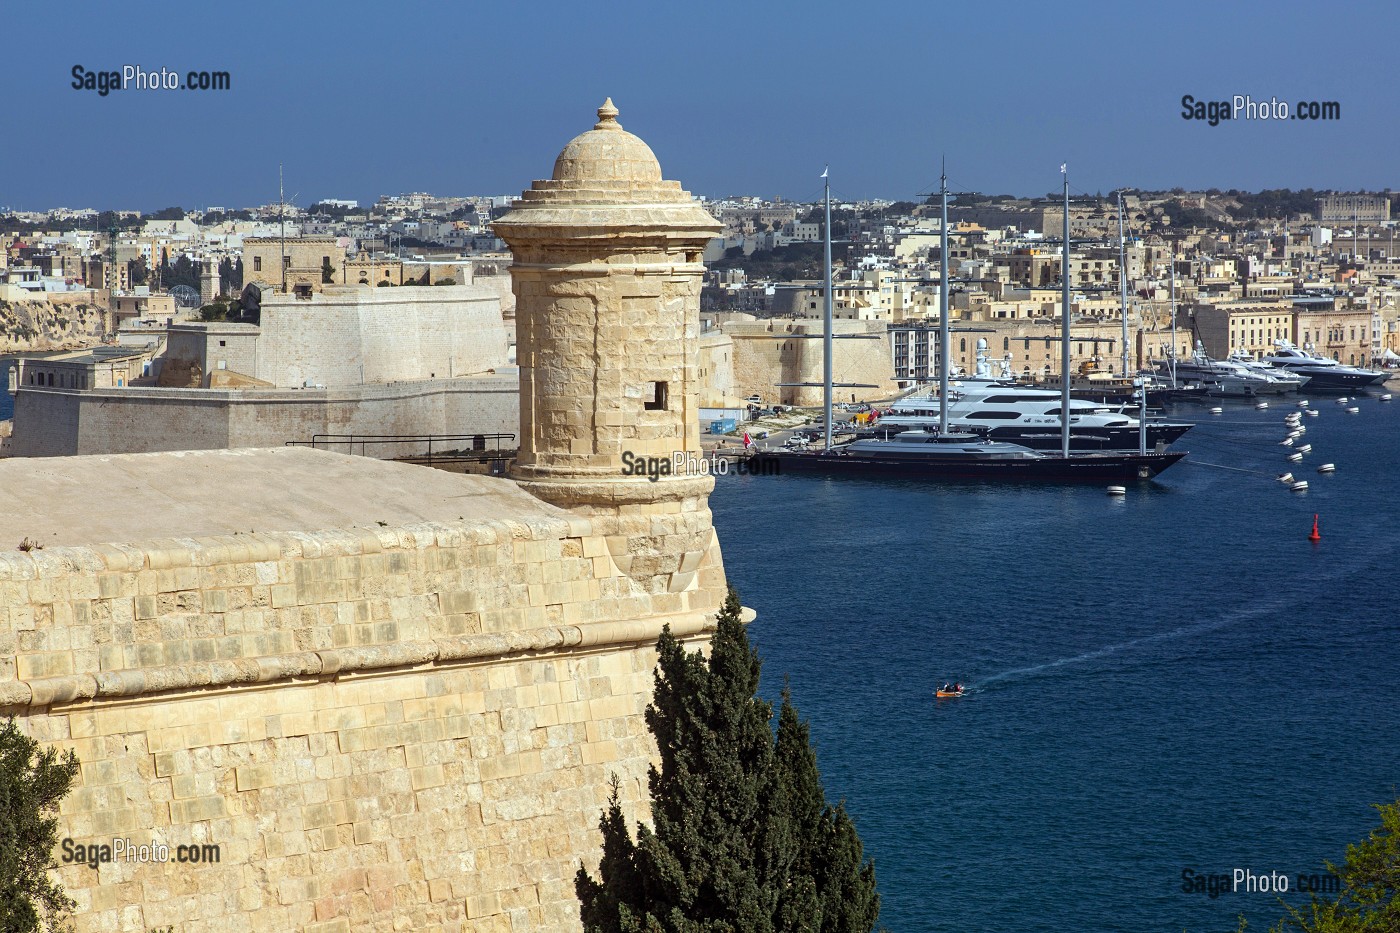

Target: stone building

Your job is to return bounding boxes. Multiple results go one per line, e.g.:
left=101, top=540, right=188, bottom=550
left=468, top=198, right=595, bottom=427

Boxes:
left=1294, top=305, right=1374, bottom=366
left=1316, top=194, right=1390, bottom=225
left=7, top=284, right=516, bottom=457
left=1194, top=301, right=1296, bottom=358
left=243, top=236, right=347, bottom=294
left=1, top=101, right=732, bottom=932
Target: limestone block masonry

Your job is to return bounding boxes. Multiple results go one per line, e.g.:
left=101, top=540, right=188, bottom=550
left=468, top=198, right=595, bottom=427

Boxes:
left=493, top=99, right=725, bottom=600
left=2, top=100, right=734, bottom=933
left=0, top=447, right=727, bottom=932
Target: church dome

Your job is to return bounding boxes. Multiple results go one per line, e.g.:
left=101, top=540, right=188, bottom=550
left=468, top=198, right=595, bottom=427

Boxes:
left=550, top=98, right=663, bottom=185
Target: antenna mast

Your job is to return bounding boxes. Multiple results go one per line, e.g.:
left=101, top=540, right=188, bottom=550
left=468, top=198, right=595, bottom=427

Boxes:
left=279, top=164, right=287, bottom=292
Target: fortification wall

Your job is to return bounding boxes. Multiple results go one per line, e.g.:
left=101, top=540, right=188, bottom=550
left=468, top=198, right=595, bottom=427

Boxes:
left=1, top=476, right=726, bottom=932
left=256, top=286, right=509, bottom=388
left=7, top=376, right=519, bottom=458
left=726, top=320, right=895, bottom=406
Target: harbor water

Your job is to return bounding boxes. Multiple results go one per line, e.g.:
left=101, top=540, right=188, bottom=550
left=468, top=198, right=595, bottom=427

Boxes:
left=711, top=393, right=1400, bottom=932
left=0, top=357, right=13, bottom=421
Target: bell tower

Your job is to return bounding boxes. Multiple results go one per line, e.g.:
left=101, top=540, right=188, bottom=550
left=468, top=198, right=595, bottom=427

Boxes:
left=200, top=259, right=220, bottom=306
left=494, top=100, right=725, bottom=601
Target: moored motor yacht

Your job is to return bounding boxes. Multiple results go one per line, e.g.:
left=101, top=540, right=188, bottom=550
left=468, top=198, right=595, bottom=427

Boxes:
left=876, top=378, right=1192, bottom=452
left=1154, top=344, right=1301, bottom=396
left=1258, top=340, right=1389, bottom=390
left=1226, top=351, right=1311, bottom=391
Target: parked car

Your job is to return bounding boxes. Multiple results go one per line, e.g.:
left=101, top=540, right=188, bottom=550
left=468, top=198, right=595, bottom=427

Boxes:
left=745, top=394, right=763, bottom=405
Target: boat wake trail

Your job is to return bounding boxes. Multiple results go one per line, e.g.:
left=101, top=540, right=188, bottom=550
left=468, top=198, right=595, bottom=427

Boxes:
left=972, top=571, right=1356, bottom=690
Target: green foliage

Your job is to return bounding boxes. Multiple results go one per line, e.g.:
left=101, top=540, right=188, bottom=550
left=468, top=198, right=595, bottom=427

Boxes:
left=1229, top=189, right=1324, bottom=221
left=219, top=257, right=242, bottom=293
left=307, top=202, right=356, bottom=219
left=0, top=716, right=80, bottom=932
left=144, top=206, right=185, bottom=222
left=711, top=242, right=828, bottom=282
left=576, top=588, right=880, bottom=933
left=128, top=257, right=148, bottom=287
left=202, top=209, right=254, bottom=225
left=198, top=301, right=232, bottom=322
left=1168, top=203, right=1214, bottom=229
left=156, top=255, right=199, bottom=292
left=1271, top=798, right=1400, bottom=932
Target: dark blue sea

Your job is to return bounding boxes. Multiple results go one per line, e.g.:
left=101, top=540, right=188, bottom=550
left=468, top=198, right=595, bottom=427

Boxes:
left=711, top=392, right=1400, bottom=933
left=0, top=358, right=13, bottom=421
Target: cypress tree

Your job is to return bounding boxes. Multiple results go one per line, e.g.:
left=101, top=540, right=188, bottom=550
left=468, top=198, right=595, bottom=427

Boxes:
left=576, top=588, right=879, bottom=933
left=0, top=716, right=80, bottom=933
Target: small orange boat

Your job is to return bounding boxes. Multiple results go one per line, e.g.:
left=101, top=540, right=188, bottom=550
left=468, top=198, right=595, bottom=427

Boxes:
left=935, top=686, right=965, bottom=698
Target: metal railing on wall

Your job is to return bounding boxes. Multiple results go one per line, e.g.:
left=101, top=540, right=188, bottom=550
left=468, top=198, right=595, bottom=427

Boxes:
left=285, top=433, right=517, bottom=470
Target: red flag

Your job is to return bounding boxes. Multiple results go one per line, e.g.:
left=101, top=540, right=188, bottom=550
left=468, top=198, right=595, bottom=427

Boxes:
left=742, top=433, right=752, bottom=448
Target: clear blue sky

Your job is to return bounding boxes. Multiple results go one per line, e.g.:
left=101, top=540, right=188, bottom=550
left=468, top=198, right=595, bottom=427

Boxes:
left=5, top=0, right=1396, bottom=211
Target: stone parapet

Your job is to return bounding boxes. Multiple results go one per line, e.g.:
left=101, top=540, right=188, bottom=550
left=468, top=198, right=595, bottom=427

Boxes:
left=3, top=498, right=725, bottom=932
left=0, top=510, right=724, bottom=706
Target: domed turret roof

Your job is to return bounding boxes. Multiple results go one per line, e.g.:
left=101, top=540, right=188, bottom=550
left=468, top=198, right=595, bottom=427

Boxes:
left=493, top=98, right=721, bottom=245
left=551, top=99, right=663, bottom=185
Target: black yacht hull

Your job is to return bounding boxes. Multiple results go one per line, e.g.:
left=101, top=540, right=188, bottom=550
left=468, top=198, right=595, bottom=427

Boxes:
left=987, top=423, right=1191, bottom=451
left=1286, top=368, right=1389, bottom=390
left=752, top=449, right=1186, bottom=482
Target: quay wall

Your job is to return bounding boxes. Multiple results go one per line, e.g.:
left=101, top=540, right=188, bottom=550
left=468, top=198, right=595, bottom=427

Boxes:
left=7, top=376, right=520, bottom=458
left=1, top=498, right=727, bottom=932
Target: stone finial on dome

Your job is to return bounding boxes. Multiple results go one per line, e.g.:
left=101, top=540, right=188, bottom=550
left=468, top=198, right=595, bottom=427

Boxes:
left=595, top=97, right=620, bottom=130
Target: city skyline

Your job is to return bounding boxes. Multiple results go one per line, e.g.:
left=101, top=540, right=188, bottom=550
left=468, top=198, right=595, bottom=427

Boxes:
left=3, top=0, right=1397, bottom=210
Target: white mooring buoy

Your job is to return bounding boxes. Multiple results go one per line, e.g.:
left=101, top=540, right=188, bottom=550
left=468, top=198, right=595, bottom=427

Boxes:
left=1255, top=401, right=1269, bottom=410
left=1287, top=452, right=1303, bottom=463
left=1290, top=480, right=1309, bottom=492
left=1277, top=472, right=1294, bottom=484
left=1107, top=485, right=1126, bottom=497
left=1209, top=407, right=1223, bottom=415
left=1317, top=463, right=1336, bottom=474
left=1347, top=406, right=1360, bottom=413
left=1297, top=444, right=1311, bottom=454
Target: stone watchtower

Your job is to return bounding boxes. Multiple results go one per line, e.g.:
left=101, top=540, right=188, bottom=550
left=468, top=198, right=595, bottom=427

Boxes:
left=495, top=100, right=727, bottom=604
left=200, top=259, right=220, bottom=305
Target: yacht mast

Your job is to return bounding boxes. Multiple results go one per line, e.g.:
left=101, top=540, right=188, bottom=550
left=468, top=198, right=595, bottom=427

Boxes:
left=1169, top=245, right=1177, bottom=384
left=939, top=161, right=950, bottom=436
left=1118, top=191, right=1129, bottom=376
left=1061, top=166, right=1072, bottom=459
left=822, top=167, right=833, bottom=452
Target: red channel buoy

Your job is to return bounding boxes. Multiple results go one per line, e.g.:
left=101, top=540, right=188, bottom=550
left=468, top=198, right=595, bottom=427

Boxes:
left=1308, top=514, right=1321, bottom=543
